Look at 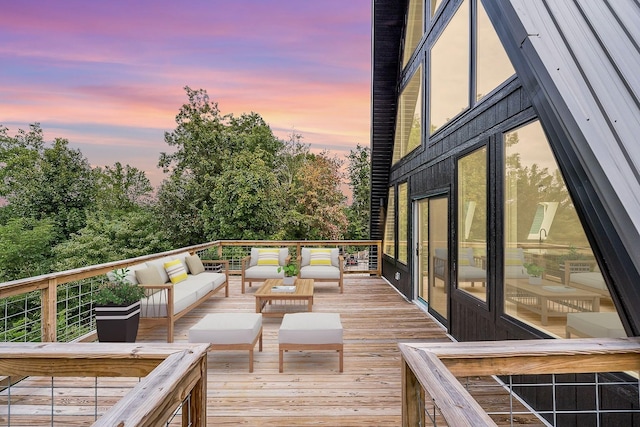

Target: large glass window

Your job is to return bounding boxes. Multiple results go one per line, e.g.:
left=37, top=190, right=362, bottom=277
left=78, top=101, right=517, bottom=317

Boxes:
left=383, top=187, right=396, bottom=258
left=503, top=121, right=623, bottom=339
left=398, top=183, right=409, bottom=264
left=476, top=1, right=515, bottom=101
left=403, top=0, right=424, bottom=67
left=393, top=66, right=423, bottom=164
left=457, top=146, right=487, bottom=301
left=430, top=0, right=469, bottom=134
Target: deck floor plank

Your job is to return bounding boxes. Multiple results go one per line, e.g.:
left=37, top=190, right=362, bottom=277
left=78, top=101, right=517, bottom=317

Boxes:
left=2, top=276, right=543, bottom=426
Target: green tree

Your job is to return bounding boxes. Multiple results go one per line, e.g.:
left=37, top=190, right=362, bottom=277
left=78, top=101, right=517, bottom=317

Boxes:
left=52, top=210, right=172, bottom=270
left=0, top=124, right=96, bottom=240
left=94, top=162, right=154, bottom=212
left=157, top=87, right=284, bottom=245
left=205, top=150, right=281, bottom=239
left=289, top=151, right=348, bottom=240
left=344, top=144, right=370, bottom=240
left=0, top=218, right=56, bottom=280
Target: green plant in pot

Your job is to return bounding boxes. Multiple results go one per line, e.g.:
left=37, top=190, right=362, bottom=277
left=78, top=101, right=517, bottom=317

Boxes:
left=524, top=263, right=544, bottom=285
left=95, top=268, right=146, bottom=342
left=278, top=262, right=299, bottom=285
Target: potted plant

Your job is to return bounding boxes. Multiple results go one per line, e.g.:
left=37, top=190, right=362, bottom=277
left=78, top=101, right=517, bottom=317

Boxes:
left=524, top=263, right=544, bottom=285
left=94, top=268, right=146, bottom=342
left=278, top=262, right=299, bottom=285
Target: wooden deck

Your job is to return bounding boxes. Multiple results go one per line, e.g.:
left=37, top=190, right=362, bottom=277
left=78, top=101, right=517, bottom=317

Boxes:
left=137, top=275, right=451, bottom=426
left=2, top=276, right=544, bottom=426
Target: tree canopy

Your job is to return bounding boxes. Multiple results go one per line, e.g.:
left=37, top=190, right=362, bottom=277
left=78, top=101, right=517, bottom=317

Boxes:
left=0, top=87, right=372, bottom=280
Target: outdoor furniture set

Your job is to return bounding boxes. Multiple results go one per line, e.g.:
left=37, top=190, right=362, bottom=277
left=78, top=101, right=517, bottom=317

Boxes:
left=191, top=247, right=344, bottom=372
left=106, top=247, right=345, bottom=372
left=241, top=247, right=344, bottom=293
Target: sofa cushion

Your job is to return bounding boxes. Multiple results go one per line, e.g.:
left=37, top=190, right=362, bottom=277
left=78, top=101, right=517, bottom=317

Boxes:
left=570, top=272, right=607, bottom=291
left=250, top=247, right=288, bottom=267
left=257, top=249, right=280, bottom=265
left=146, top=256, right=173, bottom=283
left=186, top=254, right=205, bottom=275
left=136, top=266, right=163, bottom=285
left=139, top=271, right=227, bottom=318
left=309, top=249, right=332, bottom=266
left=135, top=266, right=164, bottom=297
left=299, top=265, right=340, bottom=280
left=107, top=263, right=147, bottom=285
left=164, top=259, right=187, bottom=284
left=301, top=248, right=339, bottom=267
left=172, top=252, right=192, bottom=274
left=245, top=265, right=284, bottom=279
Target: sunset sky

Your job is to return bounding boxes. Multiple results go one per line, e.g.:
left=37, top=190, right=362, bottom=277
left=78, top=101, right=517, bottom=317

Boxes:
left=0, top=1, right=371, bottom=187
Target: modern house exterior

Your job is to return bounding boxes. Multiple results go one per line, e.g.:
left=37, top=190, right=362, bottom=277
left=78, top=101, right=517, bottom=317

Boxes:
left=371, top=0, right=640, bottom=423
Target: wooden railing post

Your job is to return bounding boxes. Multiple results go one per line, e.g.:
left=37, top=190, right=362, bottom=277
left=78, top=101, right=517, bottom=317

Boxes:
left=41, top=278, right=57, bottom=342
left=186, top=353, right=208, bottom=427
left=402, top=357, right=425, bottom=427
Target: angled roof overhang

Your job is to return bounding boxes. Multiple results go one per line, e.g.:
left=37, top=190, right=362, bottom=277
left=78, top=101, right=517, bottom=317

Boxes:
left=370, top=0, right=406, bottom=240
left=483, top=0, right=640, bottom=332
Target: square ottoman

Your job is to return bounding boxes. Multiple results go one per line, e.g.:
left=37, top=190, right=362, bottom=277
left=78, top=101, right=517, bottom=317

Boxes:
left=189, top=313, right=263, bottom=372
left=565, top=312, right=625, bottom=338
left=278, top=312, right=343, bottom=373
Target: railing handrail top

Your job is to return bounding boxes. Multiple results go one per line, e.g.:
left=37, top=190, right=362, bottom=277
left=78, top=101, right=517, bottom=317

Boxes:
left=0, top=342, right=210, bottom=359
left=0, top=242, right=219, bottom=294
left=400, top=337, right=640, bottom=359
left=0, top=239, right=381, bottom=295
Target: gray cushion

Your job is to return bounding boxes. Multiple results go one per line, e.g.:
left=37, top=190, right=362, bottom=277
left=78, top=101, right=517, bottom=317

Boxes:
left=146, top=256, right=173, bottom=283
left=189, top=313, right=262, bottom=344
left=300, top=248, right=339, bottom=267
left=245, top=265, right=285, bottom=279
left=186, top=254, right=205, bottom=275
left=279, top=313, right=343, bottom=344
left=250, top=247, right=288, bottom=267
left=135, top=266, right=163, bottom=285
left=299, top=265, right=340, bottom=280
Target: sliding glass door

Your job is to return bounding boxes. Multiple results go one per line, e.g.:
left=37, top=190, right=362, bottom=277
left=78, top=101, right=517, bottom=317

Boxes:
left=415, top=196, right=448, bottom=321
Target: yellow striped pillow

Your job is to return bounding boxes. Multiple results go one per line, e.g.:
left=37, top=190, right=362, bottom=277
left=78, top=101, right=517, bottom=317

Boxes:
left=257, top=249, right=279, bottom=265
left=309, top=249, right=332, bottom=265
left=164, top=259, right=188, bottom=284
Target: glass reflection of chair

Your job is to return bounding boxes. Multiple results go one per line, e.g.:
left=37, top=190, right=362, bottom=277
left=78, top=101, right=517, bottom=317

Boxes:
left=504, top=248, right=530, bottom=279
left=433, top=247, right=486, bottom=287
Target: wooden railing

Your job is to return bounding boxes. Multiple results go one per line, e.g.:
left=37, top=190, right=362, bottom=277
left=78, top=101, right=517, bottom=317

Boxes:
left=0, top=342, right=209, bottom=426
left=0, top=240, right=381, bottom=344
left=400, top=337, right=640, bottom=426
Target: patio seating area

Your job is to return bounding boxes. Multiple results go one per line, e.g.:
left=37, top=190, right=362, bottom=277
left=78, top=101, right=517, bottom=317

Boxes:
left=136, top=275, right=451, bottom=425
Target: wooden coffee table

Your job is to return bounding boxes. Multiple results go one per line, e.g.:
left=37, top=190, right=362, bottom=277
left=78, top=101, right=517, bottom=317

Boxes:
left=505, top=279, right=600, bottom=325
left=254, top=279, right=314, bottom=318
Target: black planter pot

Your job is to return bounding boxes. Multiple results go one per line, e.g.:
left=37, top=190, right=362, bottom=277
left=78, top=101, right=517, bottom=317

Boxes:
left=95, top=301, right=141, bottom=342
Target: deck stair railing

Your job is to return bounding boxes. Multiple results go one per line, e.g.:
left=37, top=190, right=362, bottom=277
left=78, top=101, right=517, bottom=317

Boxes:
left=400, top=337, right=640, bottom=426
left=0, top=240, right=381, bottom=344
left=0, top=342, right=209, bottom=426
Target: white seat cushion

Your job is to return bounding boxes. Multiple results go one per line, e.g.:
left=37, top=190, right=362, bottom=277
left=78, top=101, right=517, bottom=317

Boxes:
left=279, top=313, right=343, bottom=345
left=140, top=272, right=227, bottom=318
left=567, top=312, right=625, bottom=338
left=570, top=272, right=607, bottom=291
left=244, top=265, right=284, bottom=279
left=189, top=313, right=262, bottom=345
left=299, top=265, right=340, bottom=280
